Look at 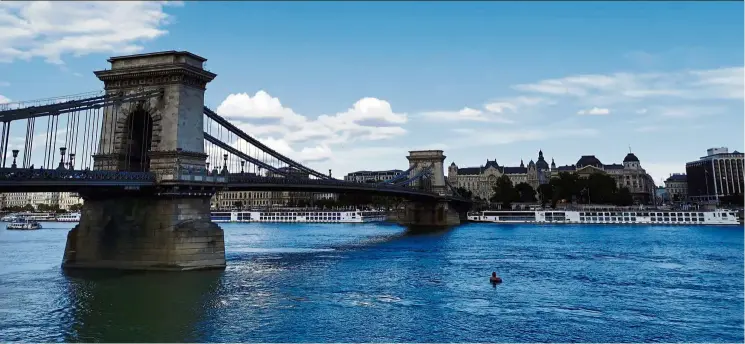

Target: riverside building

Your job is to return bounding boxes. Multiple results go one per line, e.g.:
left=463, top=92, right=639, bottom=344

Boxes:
left=448, top=150, right=656, bottom=204
left=686, top=147, right=744, bottom=203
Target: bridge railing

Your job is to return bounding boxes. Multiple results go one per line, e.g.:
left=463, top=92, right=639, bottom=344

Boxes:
left=0, top=167, right=155, bottom=182
left=226, top=174, right=439, bottom=193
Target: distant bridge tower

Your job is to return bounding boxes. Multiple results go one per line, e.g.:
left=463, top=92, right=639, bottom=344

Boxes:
left=399, top=150, right=464, bottom=228
left=63, top=51, right=225, bottom=271
left=406, top=150, right=447, bottom=195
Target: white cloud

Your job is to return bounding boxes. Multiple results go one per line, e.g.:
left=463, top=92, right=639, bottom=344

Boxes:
left=255, top=137, right=332, bottom=164
left=0, top=95, right=9, bottom=104
left=214, top=90, right=408, bottom=166
left=419, top=107, right=514, bottom=123
left=577, top=107, right=610, bottom=116
left=0, top=81, right=9, bottom=87
left=511, top=67, right=744, bottom=105
left=452, top=127, right=599, bottom=148
left=484, top=102, right=517, bottom=113
left=636, top=108, right=648, bottom=114
left=484, top=96, right=550, bottom=114
left=0, top=1, right=180, bottom=64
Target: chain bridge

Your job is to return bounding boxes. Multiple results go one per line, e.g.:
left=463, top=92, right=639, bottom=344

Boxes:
left=0, top=51, right=471, bottom=271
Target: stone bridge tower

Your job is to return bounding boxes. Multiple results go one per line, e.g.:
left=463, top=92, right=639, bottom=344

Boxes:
left=406, top=150, right=447, bottom=195
left=397, top=150, right=466, bottom=228
left=92, top=51, right=215, bottom=174
left=62, top=51, right=225, bottom=271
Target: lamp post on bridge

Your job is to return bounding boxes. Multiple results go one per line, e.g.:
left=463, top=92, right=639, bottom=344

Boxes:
left=240, top=160, right=245, bottom=174
left=68, top=153, right=75, bottom=170
left=57, top=147, right=66, bottom=170
left=11, top=149, right=18, bottom=169
left=221, top=154, right=228, bottom=175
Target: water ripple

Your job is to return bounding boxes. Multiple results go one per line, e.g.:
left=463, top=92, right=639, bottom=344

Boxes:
left=0, top=222, right=742, bottom=342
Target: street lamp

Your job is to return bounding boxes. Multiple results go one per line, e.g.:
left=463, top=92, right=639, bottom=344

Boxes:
left=58, top=147, right=67, bottom=169
left=11, top=149, right=18, bottom=169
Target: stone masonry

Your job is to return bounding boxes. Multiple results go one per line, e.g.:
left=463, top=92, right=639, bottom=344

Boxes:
left=63, top=51, right=225, bottom=271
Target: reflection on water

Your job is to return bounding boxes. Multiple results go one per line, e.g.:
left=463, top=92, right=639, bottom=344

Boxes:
left=0, top=222, right=742, bottom=342
left=62, top=270, right=223, bottom=343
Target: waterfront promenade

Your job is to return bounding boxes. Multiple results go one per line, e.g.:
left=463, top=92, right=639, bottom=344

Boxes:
left=0, top=222, right=742, bottom=342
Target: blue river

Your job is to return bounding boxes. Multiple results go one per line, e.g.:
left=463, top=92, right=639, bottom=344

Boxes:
left=0, top=222, right=742, bottom=342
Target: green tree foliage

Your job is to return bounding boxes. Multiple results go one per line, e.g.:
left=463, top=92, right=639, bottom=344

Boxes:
left=544, top=171, right=640, bottom=206
left=69, top=204, right=83, bottom=212
left=615, top=187, right=634, bottom=206
left=537, top=184, right=553, bottom=207
left=583, top=173, right=618, bottom=204
left=233, top=201, right=243, bottom=209
left=514, top=182, right=537, bottom=203
left=455, top=187, right=473, bottom=199
left=490, top=175, right=518, bottom=208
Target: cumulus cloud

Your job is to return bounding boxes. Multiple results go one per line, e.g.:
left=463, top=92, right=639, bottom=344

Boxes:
left=214, top=90, right=408, bottom=165
left=0, top=1, right=180, bottom=64
left=577, top=107, right=610, bottom=115
left=0, top=95, right=9, bottom=104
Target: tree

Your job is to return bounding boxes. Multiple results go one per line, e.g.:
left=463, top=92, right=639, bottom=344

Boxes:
left=514, top=182, right=537, bottom=203
left=615, top=187, right=634, bottom=206
left=455, top=187, right=473, bottom=199
left=69, top=204, right=83, bottom=212
left=22, top=204, right=34, bottom=212
left=584, top=173, right=618, bottom=204
left=549, top=172, right=582, bottom=203
left=672, top=194, right=681, bottom=203
left=490, top=175, right=518, bottom=209
left=537, top=184, right=553, bottom=207
left=233, top=200, right=243, bottom=209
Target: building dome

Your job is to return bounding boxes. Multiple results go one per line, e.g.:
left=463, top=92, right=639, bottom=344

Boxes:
left=576, top=155, right=603, bottom=168
left=623, top=153, right=640, bottom=163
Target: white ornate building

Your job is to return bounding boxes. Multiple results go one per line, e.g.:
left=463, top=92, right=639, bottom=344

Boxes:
left=664, top=174, right=688, bottom=202
left=448, top=150, right=656, bottom=204
left=553, top=153, right=656, bottom=204
left=448, top=150, right=553, bottom=199
left=0, top=192, right=82, bottom=210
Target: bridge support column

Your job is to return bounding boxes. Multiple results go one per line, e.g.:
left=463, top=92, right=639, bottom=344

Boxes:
left=62, top=192, right=225, bottom=271
left=398, top=200, right=464, bottom=228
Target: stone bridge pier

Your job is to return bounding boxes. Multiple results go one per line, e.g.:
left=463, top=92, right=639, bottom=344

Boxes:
left=398, top=150, right=467, bottom=227
left=62, top=51, right=225, bottom=271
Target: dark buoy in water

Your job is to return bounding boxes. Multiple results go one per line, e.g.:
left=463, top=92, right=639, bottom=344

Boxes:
left=490, top=271, right=502, bottom=284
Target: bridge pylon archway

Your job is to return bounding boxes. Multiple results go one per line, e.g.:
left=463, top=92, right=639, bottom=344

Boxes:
left=406, top=150, right=447, bottom=195
left=63, top=51, right=226, bottom=271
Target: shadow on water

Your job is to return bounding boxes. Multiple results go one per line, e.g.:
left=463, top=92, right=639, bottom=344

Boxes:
left=402, top=225, right=455, bottom=236
left=61, top=269, right=223, bottom=343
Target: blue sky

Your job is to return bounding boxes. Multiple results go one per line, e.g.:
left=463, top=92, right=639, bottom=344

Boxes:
left=0, top=1, right=742, bottom=184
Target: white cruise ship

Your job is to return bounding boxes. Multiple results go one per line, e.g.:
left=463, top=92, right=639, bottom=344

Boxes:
left=210, top=210, right=388, bottom=223
left=468, top=209, right=741, bottom=226
left=56, top=213, right=81, bottom=222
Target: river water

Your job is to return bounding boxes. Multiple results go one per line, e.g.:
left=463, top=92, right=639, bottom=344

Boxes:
left=0, top=222, right=742, bottom=342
